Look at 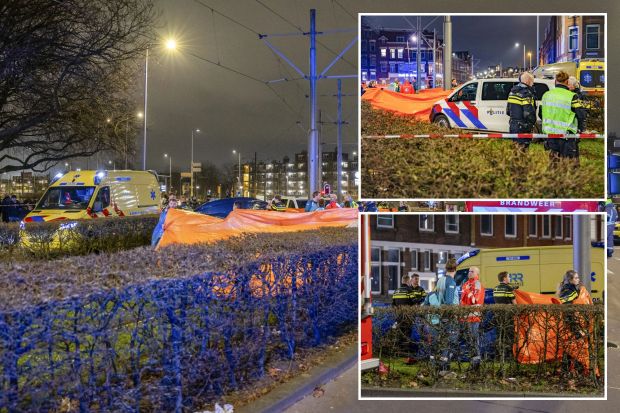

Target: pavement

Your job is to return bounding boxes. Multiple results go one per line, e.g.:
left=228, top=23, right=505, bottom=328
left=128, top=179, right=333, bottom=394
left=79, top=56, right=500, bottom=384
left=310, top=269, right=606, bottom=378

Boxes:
left=278, top=252, right=620, bottom=412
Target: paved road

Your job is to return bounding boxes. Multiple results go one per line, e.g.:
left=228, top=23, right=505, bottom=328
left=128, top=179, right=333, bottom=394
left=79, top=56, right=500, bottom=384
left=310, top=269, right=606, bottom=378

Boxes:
left=285, top=255, right=620, bottom=412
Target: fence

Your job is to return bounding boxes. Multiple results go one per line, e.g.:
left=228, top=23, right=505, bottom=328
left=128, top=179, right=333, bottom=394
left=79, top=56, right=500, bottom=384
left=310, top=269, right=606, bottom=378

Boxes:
left=371, top=304, right=604, bottom=390
left=0, top=239, right=357, bottom=411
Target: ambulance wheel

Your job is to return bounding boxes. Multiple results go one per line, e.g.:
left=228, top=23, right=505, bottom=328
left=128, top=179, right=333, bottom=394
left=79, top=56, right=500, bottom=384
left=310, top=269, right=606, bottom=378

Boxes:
left=433, top=114, right=450, bottom=129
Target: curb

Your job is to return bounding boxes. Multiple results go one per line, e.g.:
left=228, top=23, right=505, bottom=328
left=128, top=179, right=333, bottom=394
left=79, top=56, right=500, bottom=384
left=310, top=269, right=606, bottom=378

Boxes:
left=361, top=386, right=602, bottom=398
left=240, top=344, right=357, bottom=413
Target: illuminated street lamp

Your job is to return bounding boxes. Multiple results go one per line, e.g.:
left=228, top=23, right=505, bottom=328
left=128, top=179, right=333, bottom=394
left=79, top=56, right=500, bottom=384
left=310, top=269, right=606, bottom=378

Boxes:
left=142, top=38, right=178, bottom=170
left=164, top=153, right=172, bottom=191
left=190, top=129, right=201, bottom=197
left=515, top=42, right=526, bottom=71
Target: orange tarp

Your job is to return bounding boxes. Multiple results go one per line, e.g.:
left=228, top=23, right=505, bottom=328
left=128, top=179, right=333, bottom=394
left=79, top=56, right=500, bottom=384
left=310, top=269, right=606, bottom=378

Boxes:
left=513, top=287, right=595, bottom=374
left=156, top=207, right=358, bottom=248
left=361, top=87, right=452, bottom=120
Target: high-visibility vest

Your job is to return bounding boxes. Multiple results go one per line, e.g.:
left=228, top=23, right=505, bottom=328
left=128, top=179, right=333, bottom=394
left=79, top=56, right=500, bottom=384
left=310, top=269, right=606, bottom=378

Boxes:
left=541, top=87, right=578, bottom=134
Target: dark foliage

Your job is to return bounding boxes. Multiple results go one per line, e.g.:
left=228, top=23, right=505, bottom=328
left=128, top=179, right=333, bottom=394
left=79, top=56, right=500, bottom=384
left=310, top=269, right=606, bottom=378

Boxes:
left=0, top=0, right=157, bottom=173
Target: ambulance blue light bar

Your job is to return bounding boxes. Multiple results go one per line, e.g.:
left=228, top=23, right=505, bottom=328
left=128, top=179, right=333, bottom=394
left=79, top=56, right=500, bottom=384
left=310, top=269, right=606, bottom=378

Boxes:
left=456, top=249, right=479, bottom=265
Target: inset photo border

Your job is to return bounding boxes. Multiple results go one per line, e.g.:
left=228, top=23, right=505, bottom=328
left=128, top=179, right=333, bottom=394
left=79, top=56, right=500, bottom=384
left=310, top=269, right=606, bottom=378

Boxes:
left=358, top=14, right=607, bottom=200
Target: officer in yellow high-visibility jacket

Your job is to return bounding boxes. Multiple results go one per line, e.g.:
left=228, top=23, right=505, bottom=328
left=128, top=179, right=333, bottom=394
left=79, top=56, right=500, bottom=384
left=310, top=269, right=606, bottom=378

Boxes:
left=538, top=71, right=586, bottom=160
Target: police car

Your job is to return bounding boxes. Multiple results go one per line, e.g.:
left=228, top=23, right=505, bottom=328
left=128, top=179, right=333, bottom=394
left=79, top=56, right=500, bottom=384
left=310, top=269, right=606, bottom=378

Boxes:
left=429, top=78, right=555, bottom=132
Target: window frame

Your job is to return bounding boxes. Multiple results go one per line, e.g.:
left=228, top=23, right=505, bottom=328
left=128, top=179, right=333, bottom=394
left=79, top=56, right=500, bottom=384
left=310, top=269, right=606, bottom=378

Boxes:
left=553, top=215, right=563, bottom=239
left=505, top=215, right=517, bottom=238
left=480, top=215, right=493, bottom=236
left=585, top=24, right=600, bottom=50
left=542, top=215, right=552, bottom=238
left=569, top=25, right=579, bottom=52
left=445, top=215, right=459, bottom=233
left=528, top=215, right=538, bottom=238
left=419, top=214, right=435, bottom=232
left=377, top=214, right=394, bottom=229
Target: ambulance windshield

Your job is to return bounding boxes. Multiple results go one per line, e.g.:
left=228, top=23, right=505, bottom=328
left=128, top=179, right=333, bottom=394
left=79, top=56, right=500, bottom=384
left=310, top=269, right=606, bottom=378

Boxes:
left=37, top=186, right=96, bottom=210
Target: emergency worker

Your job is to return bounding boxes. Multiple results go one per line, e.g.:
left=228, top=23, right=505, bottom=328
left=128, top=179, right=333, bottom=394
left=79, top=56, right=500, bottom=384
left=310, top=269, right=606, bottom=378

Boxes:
left=506, top=72, right=537, bottom=150
left=409, top=273, right=427, bottom=305
left=460, top=266, right=485, bottom=367
left=558, top=270, right=581, bottom=304
left=539, top=71, right=586, bottom=160
left=392, top=274, right=414, bottom=306
left=270, top=195, right=286, bottom=212
left=493, top=271, right=517, bottom=304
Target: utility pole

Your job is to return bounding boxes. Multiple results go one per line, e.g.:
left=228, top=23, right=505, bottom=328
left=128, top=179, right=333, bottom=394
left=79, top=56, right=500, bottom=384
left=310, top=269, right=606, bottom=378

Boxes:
left=573, top=215, right=592, bottom=293
left=536, top=16, right=540, bottom=67
left=336, top=79, right=342, bottom=202
left=416, top=16, right=421, bottom=91
left=260, top=9, right=356, bottom=197
left=443, top=16, right=452, bottom=91
left=432, top=29, right=436, bottom=87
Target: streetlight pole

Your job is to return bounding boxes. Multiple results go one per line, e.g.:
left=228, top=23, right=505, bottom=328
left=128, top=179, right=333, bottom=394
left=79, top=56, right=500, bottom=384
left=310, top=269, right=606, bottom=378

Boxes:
left=142, top=47, right=148, bottom=170
left=190, top=129, right=200, bottom=198
left=233, top=150, right=241, bottom=196
left=164, top=153, right=172, bottom=192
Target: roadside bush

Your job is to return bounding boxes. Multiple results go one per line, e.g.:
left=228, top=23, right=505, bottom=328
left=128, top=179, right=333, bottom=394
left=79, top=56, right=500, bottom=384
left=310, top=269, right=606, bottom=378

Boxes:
left=360, top=101, right=604, bottom=198
left=367, top=304, right=604, bottom=393
left=0, top=215, right=159, bottom=261
left=0, top=229, right=357, bottom=411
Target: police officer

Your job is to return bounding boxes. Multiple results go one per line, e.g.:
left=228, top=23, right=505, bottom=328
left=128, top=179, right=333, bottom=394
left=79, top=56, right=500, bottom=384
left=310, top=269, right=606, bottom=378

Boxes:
left=392, top=274, right=414, bottom=306
left=409, top=273, right=427, bottom=305
left=539, top=71, right=587, bottom=161
left=492, top=271, right=517, bottom=304
left=506, top=72, right=537, bottom=150
left=269, top=194, right=286, bottom=212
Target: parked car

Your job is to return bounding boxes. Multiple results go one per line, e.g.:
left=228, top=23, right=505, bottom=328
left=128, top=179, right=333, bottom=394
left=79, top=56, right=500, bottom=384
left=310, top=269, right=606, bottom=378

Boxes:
left=194, top=197, right=268, bottom=218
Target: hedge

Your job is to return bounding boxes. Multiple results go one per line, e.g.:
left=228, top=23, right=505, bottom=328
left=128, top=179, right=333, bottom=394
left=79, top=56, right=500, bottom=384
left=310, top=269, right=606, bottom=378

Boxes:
left=0, top=229, right=357, bottom=411
left=0, top=215, right=159, bottom=261
left=367, top=304, right=604, bottom=392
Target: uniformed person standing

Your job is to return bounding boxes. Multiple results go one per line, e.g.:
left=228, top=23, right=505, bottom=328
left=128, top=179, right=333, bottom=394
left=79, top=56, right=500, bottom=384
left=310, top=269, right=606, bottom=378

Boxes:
left=539, top=71, right=587, bottom=161
left=506, top=72, right=537, bottom=150
left=493, top=271, right=517, bottom=304
left=409, top=273, right=427, bottom=305
left=392, top=274, right=414, bottom=306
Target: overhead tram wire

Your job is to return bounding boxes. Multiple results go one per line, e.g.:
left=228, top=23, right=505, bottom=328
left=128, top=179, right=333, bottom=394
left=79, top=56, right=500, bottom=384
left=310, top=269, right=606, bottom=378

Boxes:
left=253, top=0, right=356, bottom=70
left=332, top=0, right=356, bottom=21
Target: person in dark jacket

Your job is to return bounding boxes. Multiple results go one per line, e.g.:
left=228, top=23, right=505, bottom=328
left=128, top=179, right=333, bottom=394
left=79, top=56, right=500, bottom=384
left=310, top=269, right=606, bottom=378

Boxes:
left=1, top=195, right=11, bottom=223
left=506, top=72, right=537, bottom=150
left=493, top=271, right=517, bottom=304
left=392, top=274, right=414, bottom=306
left=409, top=273, right=427, bottom=305
left=558, top=269, right=581, bottom=304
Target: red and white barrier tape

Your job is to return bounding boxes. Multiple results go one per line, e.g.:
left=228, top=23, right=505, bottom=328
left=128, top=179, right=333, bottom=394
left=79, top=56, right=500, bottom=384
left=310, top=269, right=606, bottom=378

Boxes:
left=363, top=133, right=603, bottom=139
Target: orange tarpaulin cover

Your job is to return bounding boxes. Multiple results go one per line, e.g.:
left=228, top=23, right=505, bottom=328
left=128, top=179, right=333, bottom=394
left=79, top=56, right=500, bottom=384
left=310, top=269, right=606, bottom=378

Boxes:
left=361, top=87, right=452, bottom=120
left=156, top=207, right=358, bottom=248
left=514, top=287, right=595, bottom=374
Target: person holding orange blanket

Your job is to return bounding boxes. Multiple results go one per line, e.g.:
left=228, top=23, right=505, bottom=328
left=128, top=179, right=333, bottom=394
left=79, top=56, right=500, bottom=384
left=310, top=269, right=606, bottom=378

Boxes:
left=460, top=266, right=485, bottom=368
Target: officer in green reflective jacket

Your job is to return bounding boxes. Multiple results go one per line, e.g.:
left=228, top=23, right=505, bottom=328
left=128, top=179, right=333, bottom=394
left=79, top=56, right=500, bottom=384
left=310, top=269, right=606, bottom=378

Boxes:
left=538, top=70, right=587, bottom=161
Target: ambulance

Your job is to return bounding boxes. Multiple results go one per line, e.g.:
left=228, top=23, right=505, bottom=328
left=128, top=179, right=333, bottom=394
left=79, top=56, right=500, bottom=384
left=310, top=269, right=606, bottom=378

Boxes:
left=455, top=245, right=604, bottom=301
left=24, top=170, right=161, bottom=222
left=429, top=77, right=555, bottom=132
left=531, top=59, right=605, bottom=95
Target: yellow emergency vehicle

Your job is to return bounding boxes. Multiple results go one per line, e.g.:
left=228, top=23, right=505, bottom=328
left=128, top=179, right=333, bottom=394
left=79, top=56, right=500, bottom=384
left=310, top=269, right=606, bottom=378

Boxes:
left=532, top=59, right=605, bottom=95
left=24, top=170, right=161, bottom=222
left=455, top=245, right=604, bottom=301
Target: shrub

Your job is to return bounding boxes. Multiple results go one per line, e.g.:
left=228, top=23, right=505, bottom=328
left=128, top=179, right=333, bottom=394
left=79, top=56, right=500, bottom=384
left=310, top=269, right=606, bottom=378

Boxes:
left=0, top=229, right=357, bottom=411
left=0, top=215, right=159, bottom=261
left=368, top=304, right=604, bottom=392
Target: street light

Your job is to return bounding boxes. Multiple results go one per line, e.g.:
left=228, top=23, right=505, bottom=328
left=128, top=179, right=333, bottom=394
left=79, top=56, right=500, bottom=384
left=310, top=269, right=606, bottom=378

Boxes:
left=232, top=150, right=241, bottom=196
left=527, top=51, right=532, bottom=70
left=190, top=129, right=201, bottom=198
left=142, top=38, right=178, bottom=171
left=515, top=42, right=525, bottom=71
left=164, top=153, right=172, bottom=191
left=108, top=160, right=115, bottom=170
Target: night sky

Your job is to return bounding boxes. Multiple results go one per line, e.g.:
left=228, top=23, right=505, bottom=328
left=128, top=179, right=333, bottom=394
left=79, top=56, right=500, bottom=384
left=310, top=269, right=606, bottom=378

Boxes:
left=361, top=15, right=551, bottom=71
left=72, top=0, right=616, bottom=175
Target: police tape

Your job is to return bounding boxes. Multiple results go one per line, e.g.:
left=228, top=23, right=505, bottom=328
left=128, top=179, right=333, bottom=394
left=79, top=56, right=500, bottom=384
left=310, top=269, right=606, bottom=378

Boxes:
left=363, top=133, right=604, bottom=139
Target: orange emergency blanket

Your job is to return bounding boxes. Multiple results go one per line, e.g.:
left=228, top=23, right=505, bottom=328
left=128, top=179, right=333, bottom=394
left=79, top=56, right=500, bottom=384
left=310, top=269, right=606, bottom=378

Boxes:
left=513, top=288, right=596, bottom=375
left=157, top=207, right=358, bottom=248
left=361, top=87, right=452, bottom=120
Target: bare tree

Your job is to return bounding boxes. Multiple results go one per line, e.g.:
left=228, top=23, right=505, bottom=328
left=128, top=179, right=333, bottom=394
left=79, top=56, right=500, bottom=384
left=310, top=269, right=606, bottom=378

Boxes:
left=0, top=0, right=157, bottom=173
